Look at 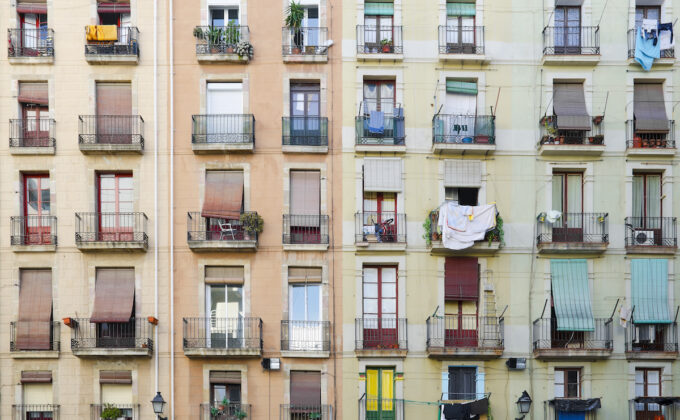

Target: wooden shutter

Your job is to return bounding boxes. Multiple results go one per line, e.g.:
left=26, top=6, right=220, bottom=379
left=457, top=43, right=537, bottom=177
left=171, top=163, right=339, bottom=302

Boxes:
left=18, top=82, right=48, bottom=106
left=209, top=371, right=241, bottom=384
left=364, top=159, right=402, bottom=192
left=634, top=83, right=669, bottom=132
left=288, top=267, right=323, bottom=283
left=445, top=257, right=479, bottom=300
left=21, top=371, right=52, bottom=384
left=16, top=269, right=52, bottom=350
left=96, top=83, right=132, bottom=116
left=205, top=266, right=244, bottom=284
left=201, top=171, right=244, bottom=220
left=553, top=83, right=590, bottom=130
left=90, top=268, right=135, bottom=323
left=444, top=160, right=482, bottom=187
left=99, top=371, right=133, bottom=384
left=290, top=171, right=320, bottom=215
left=290, top=371, right=321, bottom=406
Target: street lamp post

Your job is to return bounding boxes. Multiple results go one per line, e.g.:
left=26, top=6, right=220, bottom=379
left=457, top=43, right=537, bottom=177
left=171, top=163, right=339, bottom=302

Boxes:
left=515, top=390, right=532, bottom=420
left=151, top=392, right=168, bottom=420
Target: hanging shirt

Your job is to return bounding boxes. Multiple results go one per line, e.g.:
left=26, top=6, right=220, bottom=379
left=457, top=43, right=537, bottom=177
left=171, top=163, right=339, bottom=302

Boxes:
left=635, top=27, right=660, bottom=71
left=659, top=22, right=674, bottom=50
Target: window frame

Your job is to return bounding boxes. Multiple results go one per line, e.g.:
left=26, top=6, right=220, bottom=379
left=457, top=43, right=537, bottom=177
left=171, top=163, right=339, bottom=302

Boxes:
left=363, top=80, right=395, bottom=113
left=636, top=368, right=662, bottom=397
left=554, top=368, right=581, bottom=398
left=633, top=173, right=663, bottom=220
left=447, top=366, right=477, bottom=400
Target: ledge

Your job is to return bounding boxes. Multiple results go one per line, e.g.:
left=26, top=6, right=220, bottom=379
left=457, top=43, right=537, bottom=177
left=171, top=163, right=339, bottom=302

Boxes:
left=10, top=146, right=56, bottom=155
left=188, top=240, right=258, bottom=252
left=281, top=350, right=330, bottom=359
left=432, top=143, right=495, bottom=155
left=542, top=54, right=601, bottom=65
left=183, top=347, right=261, bottom=358
left=628, top=57, right=675, bottom=66
left=197, top=53, right=249, bottom=64
left=538, top=144, right=605, bottom=156
left=72, top=347, right=152, bottom=357
left=282, top=145, right=328, bottom=154
left=192, top=143, right=254, bottom=154
left=283, top=243, right=329, bottom=251
left=11, top=350, right=59, bottom=359
left=438, top=53, right=487, bottom=64
left=85, top=55, right=139, bottom=65
left=533, top=348, right=612, bottom=360
left=79, top=144, right=143, bottom=154
left=355, top=349, right=407, bottom=358
left=626, top=351, right=678, bottom=361
left=625, top=147, right=676, bottom=158
left=537, top=242, right=608, bottom=255
left=626, top=245, right=677, bottom=255
left=355, top=241, right=407, bottom=252
left=283, top=54, right=328, bottom=63
left=357, top=53, right=404, bottom=62
left=427, top=347, right=502, bottom=360
left=76, top=241, right=148, bottom=252
left=8, top=56, right=54, bottom=65
left=12, top=244, right=57, bottom=253
left=355, top=144, right=406, bottom=153
left=430, top=240, right=500, bottom=256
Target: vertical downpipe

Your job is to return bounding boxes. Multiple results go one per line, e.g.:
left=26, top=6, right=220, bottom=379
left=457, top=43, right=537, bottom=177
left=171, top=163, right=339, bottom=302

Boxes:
left=169, top=0, right=176, bottom=416
left=153, top=0, right=159, bottom=402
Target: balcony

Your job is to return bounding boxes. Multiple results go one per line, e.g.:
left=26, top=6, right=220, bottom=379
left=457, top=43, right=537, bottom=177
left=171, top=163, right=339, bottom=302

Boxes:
left=532, top=318, right=613, bottom=359
left=282, top=215, right=329, bottom=250
left=356, top=25, right=403, bottom=60
left=625, top=120, right=676, bottom=157
left=11, top=216, right=57, bottom=252
left=280, top=404, right=333, bottom=420
left=75, top=212, right=148, bottom=251
left=358, top=396, right=404, bottom=420
left=432, top=114, right=495, bottom=155
left=538, top=116, right=605, bottom=156
left=10, top=321, right=60, bottom=358
left=281, top=320, right=331, bottom=357
left=536, top=212, right=609, bottom=254
left=628, top=28, right=675, bottom=64
left=70, top=318, right=153, bottom=357
left=191, top=114, right=255, bottom=153
left=187, top=211, right=259, bottom=251
left=13, top=405, right=59, bottom=420
left=426, top=315, right=503, bottom=359
left=200, top=403, right=252, bottom=420
left=355, top=318, right=408, bottom=357
left=282, top=117, right=328, bottom=153
left=9, top=118, right=56, bottom=155
left=428, top=209, right=502, bottom=255
left=629, top=398, right=679, bottom=420
left=90, top=405, right=139, bottom=420
left=84, top=26, right=139, bottom=64
left=625, top=322, right=678, bottom=360
left=78, top=115, right=144, bottom=153
left=194, top=25, right=251, bottom=63
left=282, top=27, right=329, bottom=63
left=437, top=26, right=486, bottom=62
left=625, top=217, right=677, bottom=254
left=542, top=26, right=600, bottom=64
left=356, top=108, right=405, bottom=151
left=8, top=28, right=54, bottom=63
left=355, top=212, right=406, bottom=251
left=183, top=317, right=262, bottom=357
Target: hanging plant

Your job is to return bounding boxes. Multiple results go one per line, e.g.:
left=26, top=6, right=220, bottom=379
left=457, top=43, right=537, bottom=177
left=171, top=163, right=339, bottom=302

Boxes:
left=235, top=40, right=253, bottom=58
left=101, top=404, right=123, bottom=420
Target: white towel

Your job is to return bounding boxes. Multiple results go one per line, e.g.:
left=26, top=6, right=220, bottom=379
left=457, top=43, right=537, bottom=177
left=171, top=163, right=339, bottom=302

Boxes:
left=546, top=210, right=562, bottom=224
left=437, top=202, right=497, bottom=250
left=642, top=18, right=658, bottom=37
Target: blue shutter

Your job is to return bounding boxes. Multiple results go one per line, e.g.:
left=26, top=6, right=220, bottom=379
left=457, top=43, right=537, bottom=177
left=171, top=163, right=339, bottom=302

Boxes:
left=632, top=259, right=671, bottom=323
left=551, top=259, right=595, bottom=331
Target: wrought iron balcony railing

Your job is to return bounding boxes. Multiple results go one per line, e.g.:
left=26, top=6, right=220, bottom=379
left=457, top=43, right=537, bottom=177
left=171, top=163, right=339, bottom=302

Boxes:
left=532, top=318, right=613, bottom=351
left=281, top=320, right=331, bottom=352
left=625, top=322, right=678, bottom=353
left=183, top=317, right=263, bottom=351
left=84, top=26, right=139, bottom=56
left=628, top=28, right=675, bottom=59
left=75, top=212, right=148, bottom=246
left=356, top=25, right=403, bottom=54
left=192, top=114, right=255, bottom=145
left=194, top=25, right=250, bottom=55
left=282, top=117, right=328, bottom=146
left=200, top=403, right=252, bottom=420
left=358, top=396, right=404, bottom=420
left=10, top=321, right=60, bottom=352
left=543, top=26, right=600, bottom=55
left=536, top=212, right=609, bottom=244
left=8, top=28, right=54, bottom=58
left=90, top=404, right=139, bottom=420
left=70, top=318, right=153, bottom=351
left=433, top=114, right=495, bottom=145
left=282, top=27, right=329, bottom=55
left=10, top=118, right=56, bottom=148
left=187, top=212, right=259, bottom=243
left=282, top=215, right=329, bottom=245
left=355, top=318, right=407, bottom=351
left=11, top=216, right=57, bottom=246
left=355, top=212, right=406, bottom=244
left=438, top=25, right=485, bottom=55
left=426, top=315, right=503, bottom=350
left=280, top=404, right=333, bottom=420
left=625, top=120, right=676, bottom=149
left=78, top=115, right=144, bottom=147
left=539, top=116, right=604, bottom=146
left=625, top=217, right=677, bottom=248
left=13, top=405, right=59, bottom=420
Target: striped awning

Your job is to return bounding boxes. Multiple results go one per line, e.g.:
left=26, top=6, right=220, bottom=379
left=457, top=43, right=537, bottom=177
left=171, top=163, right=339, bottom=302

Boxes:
left=446, top=80, right=477, bottom=95
left=632, top=259, right=671, bottom=323
left=365, top=2, right=393, bottom=15
left=551, top=259, right=595, bottom=331
left=447, top=3, right=476, bottom=16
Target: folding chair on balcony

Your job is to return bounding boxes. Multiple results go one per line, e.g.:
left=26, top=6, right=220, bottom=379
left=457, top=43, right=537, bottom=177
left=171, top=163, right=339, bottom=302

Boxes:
left=217, top=219, right=236, bottom=240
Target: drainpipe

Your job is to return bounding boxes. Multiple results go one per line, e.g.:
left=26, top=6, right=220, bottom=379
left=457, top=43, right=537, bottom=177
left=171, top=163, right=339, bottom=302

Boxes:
left=153, top=0, right=159, bottom=404
left=169, top=0, right=176, bottom=416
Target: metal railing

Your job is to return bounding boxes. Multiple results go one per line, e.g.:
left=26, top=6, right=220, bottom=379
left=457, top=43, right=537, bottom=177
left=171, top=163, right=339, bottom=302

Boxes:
left=200, top=403, right=252, bottom=420
left=11, top=216, right=57, bottom=246
left=543, top=26, right=600, bottom=55
left=533, top=318, right=613, bottom=351
left=281, top=320, right=331, bottom=352
left=8, top=28, right=54, bottom=57
left=629, top=398, right=678, bottom=420
left=282, top=215, right=329, bottom=245
left=192, top=114, right=255, bottom=145
left=433, top=114, right=495, bottom=145
left=628, top=28, right=675, bottom=59
left=187, top=211, right=259, bottom=243
left=84, top=26, right=139, bottom=56
left=625, top=217, right=677, bottom=248
left=626, top=322, right=678, bottom=353
left=282, top=27, right=329, bottom=55
left=426, top=315, right=503, bottom=350
left=13, top=405, right=59, bottom=420
left=355, top=212, right=407, bottom=244
left=441, top=392, right=490, bottom=402
left=75, top=212, right=149, bottom=246
left=356, top=25, right=403, bottom=54
left=280, top=404, right=333, bottom=420
left=536, top=212, right=609, bottom=244
left=358, top=396, right=404, bottom=420
left=183, top=317, right=263, bottom=351
left=626, top=120, right=676, bottom=149
left=539, top=116, right=604, bottom=146
left=282, top=116, right=328, bottom=146
left=70, top=318, right=153, bottom=351
left=438, top=25, right=485, bottom=54
left=427, top=209, right=501, bottom=245
left=90, top=404, right=139, bottom=420
left=10, top=118, right=56, bottom=148
left=355, top=318, right=407, bottom=350
left=194, top=25, right=250, bottom=55
left=10, top=321, right=60, bottom=352
left=78, top=115, right=144, bottom=147
left=356, top=114, right=405, bottom=145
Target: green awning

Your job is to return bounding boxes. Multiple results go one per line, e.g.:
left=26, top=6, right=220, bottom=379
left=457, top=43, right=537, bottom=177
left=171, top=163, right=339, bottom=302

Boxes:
left=365, top=2, right=394, bottom=15
left=551, top=259, right=595, bottom=331
left=447, top=3, right=476, bottom=16
left=446, top=80, right=477, bottom=95
left=632, top=259, right=671, bottom=324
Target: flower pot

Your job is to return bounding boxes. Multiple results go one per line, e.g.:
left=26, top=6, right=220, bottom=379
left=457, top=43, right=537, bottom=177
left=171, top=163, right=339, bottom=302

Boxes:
left=210, top=46, right=220, bottom=54
left=244, top=232, right=252, bottom=241
left=305, top=46, right=316, bottom=54
left=382, top=45, right=391, bottom=53
left=292, top=47, right=302, bottom=54
left=226, top=46, right=235, bottom=54
left=633, top=136, right=642, bottom=148
left=476, top=135, right=489, bottom=144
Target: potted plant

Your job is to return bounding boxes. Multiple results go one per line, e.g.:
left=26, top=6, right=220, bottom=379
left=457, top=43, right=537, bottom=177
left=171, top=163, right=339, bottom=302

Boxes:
left=285, top=0, right=305, bottom=54
left=193, top=26, right=205, bottom=39
left=100, top=404, right=123, bottom=420
left=308, top=413, right=321, bottom=420
left=239, top=212, right=263, bottom=240
left=235, top=40, right=253, bottom=58
left=224, top=21, right=241, bottom=53
left=380, top=38, right=393, bottom=53
left=589, top=134, right=604, bottom=145
left=235, top=410, right=248, bottom=419
left=633, top=135, right=642, bottom=148
left=207, top=26, right=224, bottom=53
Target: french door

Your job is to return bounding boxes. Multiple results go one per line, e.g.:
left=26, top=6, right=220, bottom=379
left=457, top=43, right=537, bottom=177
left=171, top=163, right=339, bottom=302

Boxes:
left=290, top=84, right=321, bottom=145
left=444, top=301, right=478, bottom=348
left=554, top=7, right=581, bottom=54
left=22, top=105, right=50, bottom=147
left=363, top=192, right=397, bottom=242
left=364, top=15, right=393, bottom=53
left=23, top=175, right=51, bottom=245
left=363, top=267, right=397, bottom=348
left=206, top=284, right=244, bottom=348
left=20, top=13, right=48, bottom=54
left=632, top=173, right=662, bottom=243
left=98, top=173, right=134, bottom=241
left=289, top=283, right=322, bottom=350
left=552, top=173, right=584, bottom=242
left=446, top=15, right=476, bottom=53
left=366, top=368, right=395, bottom=420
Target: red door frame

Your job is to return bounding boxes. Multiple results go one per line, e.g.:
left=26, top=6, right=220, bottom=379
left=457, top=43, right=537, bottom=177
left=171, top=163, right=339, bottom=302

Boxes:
left=22, top=105, right=49, bottom=146
left=363, top=192, right=398, bottom=242
left=97, top=173, right=133, bottom=241
left=23, top=174, right=51, bottom=245
left=635, top=368, right=662, bottom=420
left=363, top=266, right=398, bottom=348
left=19, top=13, right=47, bottom=55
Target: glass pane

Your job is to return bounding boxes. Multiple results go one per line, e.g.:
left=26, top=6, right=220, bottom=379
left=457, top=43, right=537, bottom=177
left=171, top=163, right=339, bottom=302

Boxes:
left=555, top=384, right=564, bottom=398
left=100, top=202, right=115, bottom=213
left=307, top=284, right=321, bottom=321
left=290, top=285, right=306, bottom=320
left=100, top=175, right=115, bottom=189
left=381, top=267, right=397, bottom=283
left=635, top=370, right=644, bottom=383
left=210, top=286, right=226, bottom=317
left=648, top=384, right=660, bottom=397
left=635, top=9, right=644, bottom=28
left=364, top=283, right=378, bottom=298
left=648, top=370, right=660, bottom=384
left=555, top=8, right=565, bottom=24
left=363, top=268, right=378, bottom=283
left=212, top=384, right=227, bottom=404
left=635, top=383, right=644, bottom=397
left=567, top=370, right=579, bottom=384
left=119, top=189, right=134, bottom=203
left=118, top=176, right=133, bottom=190
left=382, top=283, right=396, bottom=298
left=118, top=202, right=134, bottom=213
left=382, top=298, right=396, bottom=314
left=227, top=286, right=243, bottom=318
left=363, top=299, right=378, bottom=314
left=567, top=383, right=578, bottom=397
left=555, top=370, right=564, bottom=384
left=647, top=8, right=660, bottom=21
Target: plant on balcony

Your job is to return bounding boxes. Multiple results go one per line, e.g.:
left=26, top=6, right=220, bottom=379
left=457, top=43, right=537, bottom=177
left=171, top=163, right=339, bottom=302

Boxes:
left=193, top=26, right=205, bottom=39
left=235, top=40, right=253, bottom=58
left=308, top=413, right=321, bottom=419
left=285, top=0, right=305, bottom=53
left=239, top=212, right=263, bottom=239
left=235, top=410, right=248, bottom=419
left=206, top=27, right=224, bottom=52
left=224, top=21, right=241, bottom=51
left=485, top=214, right=504, bottom=246
left=101, top=404, right=123, bottom=420
left=380, top=38, right=393, bottom=53
left=422, top=210, right=441, bottom=246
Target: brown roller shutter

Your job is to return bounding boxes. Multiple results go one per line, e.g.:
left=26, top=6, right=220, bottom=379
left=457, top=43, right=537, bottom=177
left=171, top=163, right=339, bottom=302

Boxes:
left=634, top=83, right=669, bottom=132
left=16, top=3, right=47, bottom=14
left=290, top=171, right=320, bottom=215
left=100, top=371, right=133, bottom=384
left=205, top=266, right=244, bottom=284
left=201, top=171, right=244, bottom=220
left=555, top=0, right=583, bottom=5
left=21, top=371, right=52, bottom=384
left=90, top=268, right=135, bottom=323
left=18, top=83, right=48, bottom=106
left=209, top=371, right=241, bottom=384
left=96, top=83, right=132, bottom=116
left=16, top=269, right=52, bottom=350
left=290, top=371, right=321, bottom=406
left=553, top=83, right=591, bottom=130
left=288, top=267, right=323, bottom=283
left=445, top=257, right=479, bottom=301
left=97, top=2, right=131, bottom=14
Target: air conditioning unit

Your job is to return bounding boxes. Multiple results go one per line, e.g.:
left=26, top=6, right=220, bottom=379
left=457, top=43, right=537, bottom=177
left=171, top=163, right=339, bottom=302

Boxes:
left=633, top=230, right=655, bottom=246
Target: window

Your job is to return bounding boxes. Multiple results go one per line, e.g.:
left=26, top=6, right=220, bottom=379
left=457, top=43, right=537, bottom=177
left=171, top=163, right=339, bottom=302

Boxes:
left=362, top=266, right=397, bottom=348
left=100, top=371, right=133, bottom=420
left=205, top=266, right=244, bottom=349
left=445, top=187, right=478, bottom=206
left=17, top=270, right=53, bottom=351
left=635, top=6, right=660, bottom=28
left=289, top=282, right=321, bottom=322
left=18, top=82, right=50, bottom=147
left=554, top=6, right=581, bottom=53
left=363, top=14, right=393, bottom=52
left=23, top=174, right=52, bottom=245
left=555, top=368, right=580, bottom=398
left=97, top=1, right=131, bottom=27
left=210, top=371, right=241, bottom=409
left=91, top=269, right=136, bottom=348
left=19, top=9, right=48, bottom=51
left=363, top=80, right=395, bottom=114
left=22, top=371, right=53, bottom=419
left=98, top=173, right=134, bottom=241
left=635, top=368, right=662, bottom=416
left=96, top=82, right=133, bottom=144
left=211, top=8, right=239, bottom=26
left=366, top=368, right=395, bottom=414
left=633, top=173, right=662, bottom=221
left=446, top=2, right=476, bottom=53
left=289, top=84, right=321, bottom=144
left=290, top=371, right=321, bottom=410
left=448, top=367, right=476, bottom=400
left=551, top=172, right=584, bottom=242
left=362, top=192, right=397, bottom=242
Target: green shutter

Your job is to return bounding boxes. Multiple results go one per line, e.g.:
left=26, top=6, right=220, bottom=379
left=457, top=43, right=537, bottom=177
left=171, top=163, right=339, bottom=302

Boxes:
left=551, top=259, right=595, bottom=331
left=447, top=3, right=476, bottom=16
left=446, top=80, right=478, bottom=95
left=365, top=2, right=394, bottom=16
left=632, top=259, right=671, bottom=323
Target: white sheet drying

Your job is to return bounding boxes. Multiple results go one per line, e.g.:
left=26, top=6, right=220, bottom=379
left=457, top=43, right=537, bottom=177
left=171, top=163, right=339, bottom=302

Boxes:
left=437, top=202, right=498, bottom=250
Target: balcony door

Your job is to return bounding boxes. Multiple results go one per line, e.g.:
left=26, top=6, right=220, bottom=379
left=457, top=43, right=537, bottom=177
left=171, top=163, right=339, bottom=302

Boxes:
left=448, top=367, right=476, bottom=400
left=290, top=170, right=321, bottom=243
left=363, top=192, right=397, bottom=242
left=210, top=7, right=239, bottom=26
left=366, top=368, right=395, bottom=420
left=444, top=83, right=477, bottom=141
left=19, top=12, right=48, bottom=53
left=635, top=368, right=661, bottom=420
left=206, top=82, right=243, bottom=143
left=363, top=80, right=395, bottom=114
left=206, top=284, right=243, bottom=349
left=446, top=15, right=476, bottom=53
left=97, top=173, right=134, bottom=241
left=363, top=267, right=397, bottom=348
left=554, top=6, right=581, bottom=54
left=19, top=82, right=49, bottom=146
left=552, top=172, right=583, bottom=242
left=364, top=15, right=393, bottom=52
left=290, top=84, right=320, bottom=145
left=23, top=174, right=51, bottom=245
left=302, top=7, right=319, bottom=47
left=96, top=83, right=132, bottom=144
left=635, top=7, right=660, bottom=29
left=289, top=281, right=321, bottom=350
left=632, top=173, right=662, bottom=243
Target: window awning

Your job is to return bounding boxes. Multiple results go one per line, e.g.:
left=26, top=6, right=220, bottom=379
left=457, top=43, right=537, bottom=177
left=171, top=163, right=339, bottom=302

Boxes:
left=18, top=82, right=48, bottom=106
left=201, top=171, right=244, bottom=220
left=90, top=268, right=134, bottom=323
left=21, top=371, right=52, bottom=384
left=209, top=371, right=241, bottom=384
left=16, top=3, right=48, bottom=14
left=634, top=83, right=669, bottom=132
left=444, top=160, right=482, bottom=187
left=97, top=2, right=131, bottom=14
left=636, top=0, right=664, bottom=5
left=100, top=371, right=133, bottom=384
left=290, top=371, right=321, bottom=406
left=549, top=398, right=601, bottom=412
left=555, top=0, right=584, bottom=5
left=447, top=3, right=476, bottom=16
left=446, top=80, right=478, bottom=95
left=364, top=158, right=402, bottom=192
left=553, top=83, right=591, bottom=130
left=365, top=2, right=394, bottom=16
left=205, top=266, right=244, bottom=284
left=445, top=257, right=479, bottom=300
left=16, top=270, right=52, bottom=350
left=551, top=259, right=595, bottom=331
left=632, top=259, right=671, bottom=323
left=288, top=267, right=323, bottom=283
